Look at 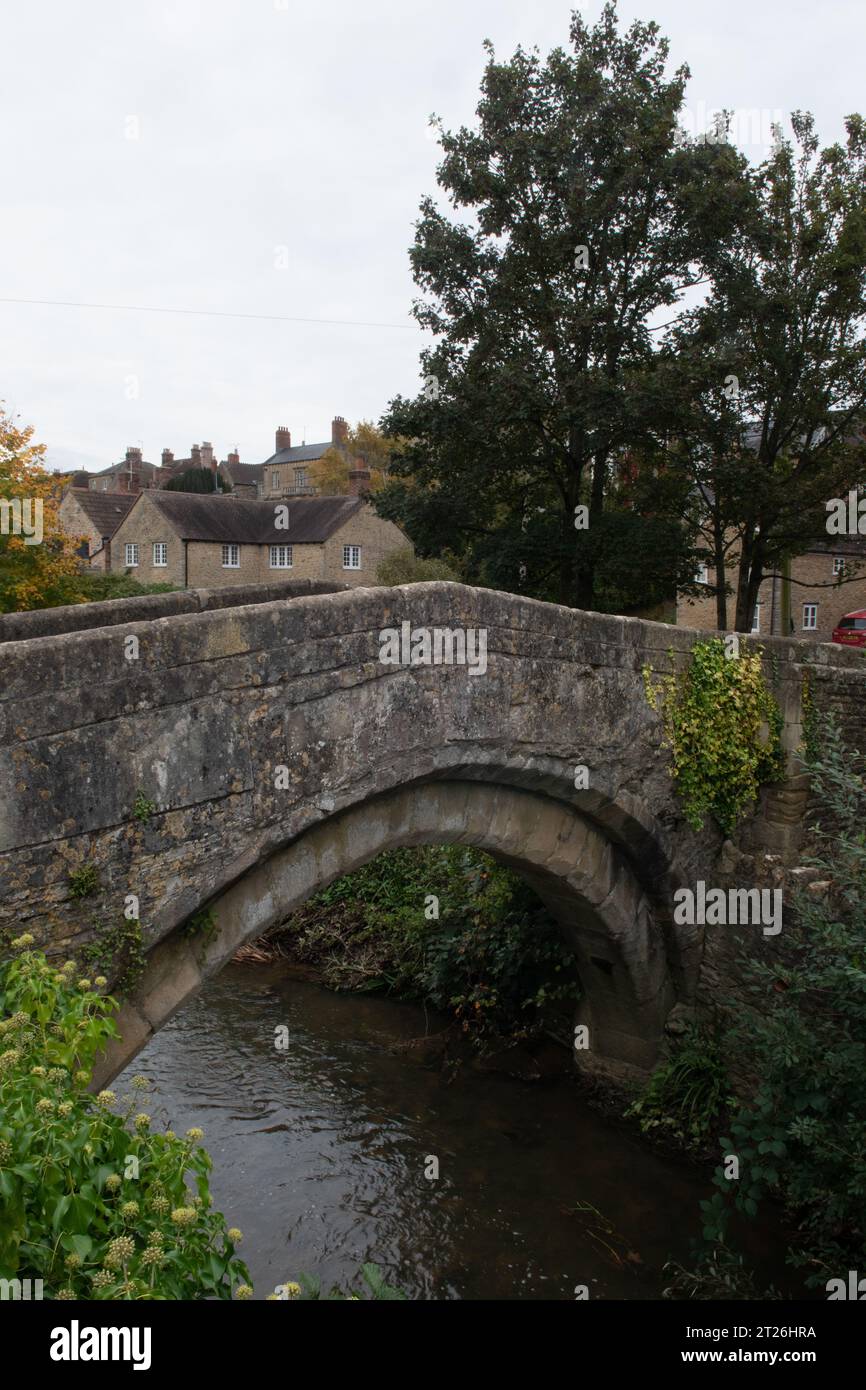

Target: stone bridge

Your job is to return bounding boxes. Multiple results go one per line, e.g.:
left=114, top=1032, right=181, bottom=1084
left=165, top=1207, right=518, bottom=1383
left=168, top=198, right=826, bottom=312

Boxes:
left=0, top=579, right=862, bottom=1086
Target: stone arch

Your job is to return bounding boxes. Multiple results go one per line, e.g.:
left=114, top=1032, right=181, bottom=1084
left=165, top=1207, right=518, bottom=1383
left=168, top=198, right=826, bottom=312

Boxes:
left=92, top=782, right=689, bottom=1088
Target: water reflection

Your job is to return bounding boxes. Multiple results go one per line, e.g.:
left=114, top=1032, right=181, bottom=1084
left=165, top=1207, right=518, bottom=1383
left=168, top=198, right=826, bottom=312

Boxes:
left=117, top=963, right=719, bottom=1300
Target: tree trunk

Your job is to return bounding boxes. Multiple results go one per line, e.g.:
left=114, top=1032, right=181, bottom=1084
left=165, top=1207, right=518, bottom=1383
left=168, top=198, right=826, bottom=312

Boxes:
left=712, top=510, right=727, bottom=630
left=735, top=529, right=766, bottom=632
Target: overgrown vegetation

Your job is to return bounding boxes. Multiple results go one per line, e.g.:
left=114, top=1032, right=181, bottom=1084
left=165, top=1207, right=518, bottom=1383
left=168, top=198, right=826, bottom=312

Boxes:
left=162, top=467, right=229, bottom=494
left=68, top=864, right=100, bottom=900
left=375, top=547, right=462, bottom=586
left=643, top=637, right=784, bottom=834
left=182, top=908, right=218, bottom=944
left=80, top=918, right=146, bottom=997
left=0, top=939, right=250, bottom=1299
left=132, top=792, right=157, bottom=824
left=625, top=1026, right=730, bottom=1151
left=668, top=719, right=866, bottom=1296
left=74, top=573, right=177, bottom=603
left=270, top=845, right=579, bottom=1049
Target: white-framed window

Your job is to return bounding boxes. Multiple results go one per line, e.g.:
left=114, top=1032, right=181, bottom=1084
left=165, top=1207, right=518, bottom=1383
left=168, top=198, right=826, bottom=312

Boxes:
left=750, top=603, right=761, bottom=634
left=152, top=542, right=167, bottom=567
left=802, top=603, right=818, bottom=631
left=695, top=561, right=709, bottom=585
left=269, top=544, right=293, bottom=569
left=124, top=543, right=139, bottom=567
left=342, top=544, right=361, bottom=570
left=833, top=557, right=845, bottom=577
left=272, top=471, right=280, bottom=491
left=222, top=543, right=240, bottom=568
left=294, top=467, right=307, bottom=488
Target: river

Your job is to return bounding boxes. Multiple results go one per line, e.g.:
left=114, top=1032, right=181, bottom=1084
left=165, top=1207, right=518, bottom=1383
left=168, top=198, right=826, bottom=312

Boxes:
left=115, top=961, right=774, bottom=1301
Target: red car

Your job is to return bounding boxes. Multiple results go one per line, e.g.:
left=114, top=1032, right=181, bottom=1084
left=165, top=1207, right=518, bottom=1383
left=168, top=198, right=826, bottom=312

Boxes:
left=832, top=609, right=866, bottom=647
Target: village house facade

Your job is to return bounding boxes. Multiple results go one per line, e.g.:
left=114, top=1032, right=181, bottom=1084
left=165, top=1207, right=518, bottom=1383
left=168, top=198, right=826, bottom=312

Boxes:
left=57, top=488, right=137, bottom=569
left=107, top=491, right=410, bottom=590
left=677, top=538, right=866, bottom=642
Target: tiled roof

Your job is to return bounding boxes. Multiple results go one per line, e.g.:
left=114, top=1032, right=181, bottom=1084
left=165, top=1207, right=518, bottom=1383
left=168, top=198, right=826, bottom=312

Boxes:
left=66, top=488, right=137, bottom=536
left=91, top=459, right=158, bottom=477
left=262, top=441, right=332, bottom=465
left=139, top=491, right=363, bottom=544
left=220, top=461, right=265, bottom=484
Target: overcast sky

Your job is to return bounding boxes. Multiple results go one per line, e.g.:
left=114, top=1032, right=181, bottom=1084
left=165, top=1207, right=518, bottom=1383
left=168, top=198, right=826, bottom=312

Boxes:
left=1, top=0, right=862, bottom=473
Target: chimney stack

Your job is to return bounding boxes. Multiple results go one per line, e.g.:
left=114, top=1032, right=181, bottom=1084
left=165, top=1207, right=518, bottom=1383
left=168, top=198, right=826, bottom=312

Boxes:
left=331, top=416, right=349, bottom=449
left=191, top=444, right=201, bottom=468
left=201, top=441, right=215, bottom=472
left=227, top=450, right=239, bottom=465
left=347, top=459, right=371, bottom=497
left=161, top=448, right=174, bottom=467
left=121, top=447, right=143, bottom=493
left=275, top=426, right=291, bottom=453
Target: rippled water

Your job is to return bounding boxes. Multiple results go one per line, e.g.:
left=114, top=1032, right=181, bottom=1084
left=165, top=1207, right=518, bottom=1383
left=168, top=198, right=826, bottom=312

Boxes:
left=115, top=963, right=764, bottom=1300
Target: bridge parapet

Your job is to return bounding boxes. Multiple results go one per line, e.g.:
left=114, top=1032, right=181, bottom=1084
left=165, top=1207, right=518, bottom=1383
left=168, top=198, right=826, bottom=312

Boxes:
left=1, top=582, right=863, bottom=1080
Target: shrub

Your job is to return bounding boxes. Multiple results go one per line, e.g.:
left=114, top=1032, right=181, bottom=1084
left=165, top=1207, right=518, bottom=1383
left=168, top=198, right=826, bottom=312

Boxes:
left=275, top=845, right=579, bottom=1046
left=643, top=637, right=784, bottom=834
left=0, top=939, right=250, bottom=1299
left=700, top=718, right=866, bottom=1289
left=75, top=574, right=177, bottom=603
left=420, top=878, right=579, bottom=1046
left=625, top=1026, right=730, bottom=1150
left=375, top=547, right=461, bottom=586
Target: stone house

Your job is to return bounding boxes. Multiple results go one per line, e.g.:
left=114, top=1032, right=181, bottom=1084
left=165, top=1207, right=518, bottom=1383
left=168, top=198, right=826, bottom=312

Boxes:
left=57, top=488, right=137, bottom=570
left=677, top=538, right=866, bottom=642
left=258, top=417, right=354, bottom=499
left=108, top=491, right=411, bottom=589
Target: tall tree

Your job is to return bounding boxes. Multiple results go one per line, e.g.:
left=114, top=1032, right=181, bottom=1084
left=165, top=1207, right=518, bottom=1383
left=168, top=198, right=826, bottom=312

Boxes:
left=163, top=467, right=228, bottom=493
left=309, top=421, right=396, bottom=496
left=377, top=3, right=746, bottom=609
left=0, top=404, right=84, bottom=613
left=672, top=112, right=866, bottom=631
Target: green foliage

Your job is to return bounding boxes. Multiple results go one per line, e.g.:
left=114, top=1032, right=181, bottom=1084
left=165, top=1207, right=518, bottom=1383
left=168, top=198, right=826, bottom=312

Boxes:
left=68, top=864, right=99, bottom=900
left=643, top=638, right=784, bottom=834
left=800, top=670, right=821, bottom=762
left=625, top=1026, right=730, bottom=1150
left=280, top=1263, right=407, bottom=1301
left=663, top=1244, right=782, bottom=1301
left=132, top=792, right=156, bottom=824
left=665, top=110, right=866, bottom=632
left=162, top=467, right=228, bottom=494
left=276, top=845, right=578, bottom=1047
left=75, top=574, right=177, bottom=603
left=0, top=940, right=250, bottom=1299
left=375, top=4, right=743, bottom=613
left=182, top=909, right=217, bottom=944
left=375, top=547, right=461, bottom=586
left=420, top=878, right=578, bottom=1046
left=80, top=919, right=145, bottom=997
left=700, top=719, right=866, bottom=1289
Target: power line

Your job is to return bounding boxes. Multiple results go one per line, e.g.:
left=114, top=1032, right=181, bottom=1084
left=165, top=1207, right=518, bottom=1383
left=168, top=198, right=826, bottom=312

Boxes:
left=0, top=296, right=416, bottom=331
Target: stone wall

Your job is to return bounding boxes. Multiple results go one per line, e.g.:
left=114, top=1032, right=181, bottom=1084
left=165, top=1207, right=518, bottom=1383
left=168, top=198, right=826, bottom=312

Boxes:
left=0, top=578, right=347, bottom=643
left=1, top=583, right=863, bottom=1081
